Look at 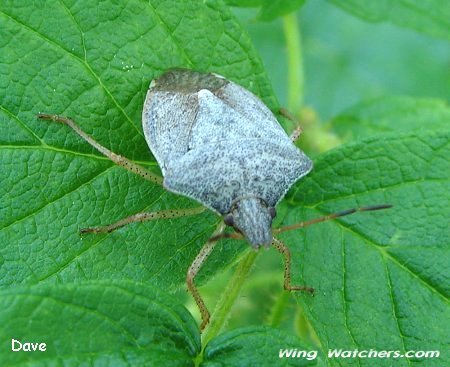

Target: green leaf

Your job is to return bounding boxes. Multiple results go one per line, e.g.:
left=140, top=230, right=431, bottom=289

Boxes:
left=328, top=0, right=450, bottom=40
left=278, top=129, right=449, bottom=365
left=2, top=0, right=449, bottom=365
left=226, top=0, right=306, bottom=21
left=1, top=281, right=323, bottom=365
left=329, top=95, right=450, bottom=142
left=202, top=326, right=319, bottom=366
left=0, top=281, right=200, bottom=365
left=0, top=0, right=270, bottom=289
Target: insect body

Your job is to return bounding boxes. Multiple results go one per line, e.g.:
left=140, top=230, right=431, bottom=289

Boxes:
left=142, top=69, right=312, bottom=248
left=38, top=68, right=390, bottom=331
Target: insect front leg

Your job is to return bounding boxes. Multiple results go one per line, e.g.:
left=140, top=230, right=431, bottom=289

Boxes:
left=80, top=207, right=206, bottom=235
left=272, top=237, right=314, bottom=294
left=187, top=223, right=225, bottom=331
left=37, top=113, right=162, bottom=185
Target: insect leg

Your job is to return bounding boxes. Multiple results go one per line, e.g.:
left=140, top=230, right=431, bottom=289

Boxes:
left=37, top=113, right=163, bottom=185
left=187, top=223, right=225, bottom=331
left=279, top=107, right=303, bottom=143
left=80, top=207, right=206, bottom=235
left=272, top=237, right=314, bottom=294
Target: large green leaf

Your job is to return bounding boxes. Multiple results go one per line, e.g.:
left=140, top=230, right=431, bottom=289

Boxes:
left=1, top=0, right=449, bottom=366
left=202, top=326, right=319, bottom=366
left=328, top=0, right=450, bottom=40
left=278, top=129, right=449, bottom=366
left=0, top=281, right=200, bottom=366
left=329, top=95, right=450, bottom=141
left=0, top=0, right=271, bottom=289
left=0, top=281, right=318, bottom=366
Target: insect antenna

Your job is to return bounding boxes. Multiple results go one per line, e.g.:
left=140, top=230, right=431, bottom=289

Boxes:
left=273, top=204, right=392, bottom=234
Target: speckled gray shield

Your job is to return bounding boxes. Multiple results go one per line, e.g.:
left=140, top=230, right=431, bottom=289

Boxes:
left=142, top=69, right=313, bottom=248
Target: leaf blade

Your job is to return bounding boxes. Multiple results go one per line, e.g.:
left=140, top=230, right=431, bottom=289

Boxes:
left=329, top=95, right=450, bottom=142
left=0, top=281, right=200, bottom=366
left=279, top=130, right=450, bottom=365
left=0, top=0, right=268, bottom=289
left=203, top=326, right=319, bottom=366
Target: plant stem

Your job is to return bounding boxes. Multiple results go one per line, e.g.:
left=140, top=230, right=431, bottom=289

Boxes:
left=268, top=290, right=290, bottom=327
left=201, top=249, right=258, bottom=347
left=282, top=12, right=304, bottom=113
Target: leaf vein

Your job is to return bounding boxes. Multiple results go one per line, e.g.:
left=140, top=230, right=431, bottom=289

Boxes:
left=0, top=9, right=141, bottom=137
left=384, top=259, right=411, bottom=366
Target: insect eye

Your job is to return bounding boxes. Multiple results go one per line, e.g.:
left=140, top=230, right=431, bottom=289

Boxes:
left=223, top=214, right=234, bottom=226
left=269, top=207, right=277, bottom=218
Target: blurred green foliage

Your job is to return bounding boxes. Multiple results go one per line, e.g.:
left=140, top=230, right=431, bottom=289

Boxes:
left=234, top=0, right=449, bottom=121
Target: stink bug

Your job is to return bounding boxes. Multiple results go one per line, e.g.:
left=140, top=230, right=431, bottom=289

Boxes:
left=38, top=69, right=391, bottom=330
